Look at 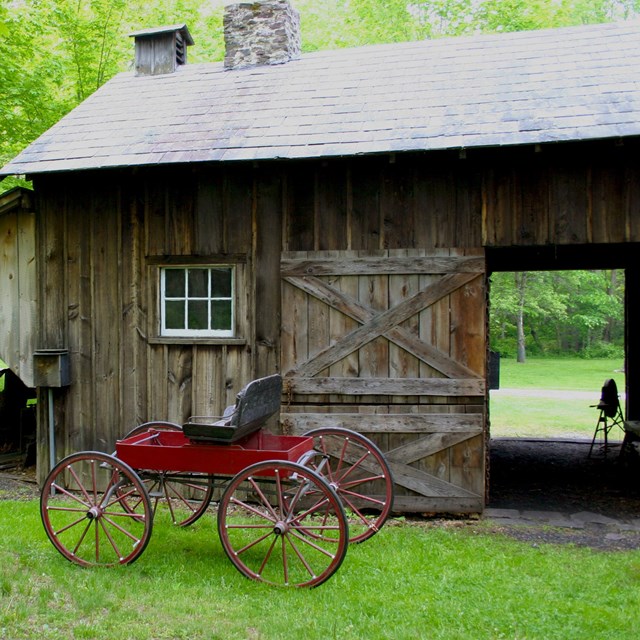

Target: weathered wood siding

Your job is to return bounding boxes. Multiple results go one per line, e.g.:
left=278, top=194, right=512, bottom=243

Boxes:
left=33, top=165, right=283, bottom=474
left=482, top=143, right=640, bottom=246
left=0, top=189, right=36, bottom=386
left=30, top=140, right=640, bottom=507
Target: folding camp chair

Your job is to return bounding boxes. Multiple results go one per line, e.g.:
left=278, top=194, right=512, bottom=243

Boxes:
left=588, top=378, right=625, bottom=457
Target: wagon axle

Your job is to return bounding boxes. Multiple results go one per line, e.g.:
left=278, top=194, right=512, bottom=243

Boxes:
left=85, top=506, right=102, bottom=520
left=272, top=521, right=288, bottom=536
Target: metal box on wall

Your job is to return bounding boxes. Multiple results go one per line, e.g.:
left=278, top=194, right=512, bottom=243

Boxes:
left=33, top=349, right=71, bottom=387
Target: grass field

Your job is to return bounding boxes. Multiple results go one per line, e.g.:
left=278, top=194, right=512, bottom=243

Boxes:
left=490, top=358, right=625, bottom=439
left=1, top=501, right=639, bottom=640
left=495, top=358, right=624, bottom=391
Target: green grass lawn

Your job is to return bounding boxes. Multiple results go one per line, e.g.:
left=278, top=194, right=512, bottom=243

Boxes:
left=1, top=501, right=639, bottom=640
left=496, top=358, right=624, bottom=391
left=490, top=358, right=625, bottom=439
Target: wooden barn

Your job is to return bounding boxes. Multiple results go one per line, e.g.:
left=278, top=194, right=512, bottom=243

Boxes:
left=2, top=1, right=640, bottom=513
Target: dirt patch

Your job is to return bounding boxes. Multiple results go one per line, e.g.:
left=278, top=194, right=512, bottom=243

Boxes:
left=0, top=466, right=39, bottom=500
left=484, top=438, right=640, bottom=550
left=488, top=438, right=640, bottom=519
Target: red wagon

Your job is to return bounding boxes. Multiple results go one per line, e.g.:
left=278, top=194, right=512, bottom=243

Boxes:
left=39, top=375, right=394, bottom=587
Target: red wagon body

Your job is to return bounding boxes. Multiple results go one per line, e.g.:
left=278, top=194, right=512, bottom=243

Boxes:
left=116, top=429, right=313, bottom=476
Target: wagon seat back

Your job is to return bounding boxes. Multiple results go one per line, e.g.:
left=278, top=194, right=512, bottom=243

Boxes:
left=183, top=374, right=283, bottom=444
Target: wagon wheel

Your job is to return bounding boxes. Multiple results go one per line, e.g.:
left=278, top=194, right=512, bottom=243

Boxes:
left=40, top=451, right=153, bottom=567
left=122, top=420, right=183, bottom=439
left=218, top=460, right=349, bottom=588
left=120, top=421, right=214, bottom=527
left=303, top=427, right=394, bottom=543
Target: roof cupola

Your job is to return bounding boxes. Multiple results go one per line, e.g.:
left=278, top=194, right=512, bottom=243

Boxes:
left=129, top=24, right=194, bottom=76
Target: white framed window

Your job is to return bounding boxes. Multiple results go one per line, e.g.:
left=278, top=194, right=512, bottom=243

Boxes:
left=160, top=266, right=234, bottom=337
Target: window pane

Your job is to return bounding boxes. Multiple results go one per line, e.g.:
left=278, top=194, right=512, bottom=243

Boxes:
left=211, top=267, right=232, bottom=297
left=188, top=269, right=208, bottom=297
left=187, top=300, right=208, bottom=330
left=211, top=300, right=232, bottom=330
left=165, top=269, right=185, bottom=297
left=165, top=300, right=185, bottom=329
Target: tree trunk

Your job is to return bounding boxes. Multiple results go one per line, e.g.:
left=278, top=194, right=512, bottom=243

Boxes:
left=515, top=272, right=527, bottom=363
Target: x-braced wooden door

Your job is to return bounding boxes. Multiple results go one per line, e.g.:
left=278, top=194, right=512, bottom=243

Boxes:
left=280, top=249, right=486, bottom=514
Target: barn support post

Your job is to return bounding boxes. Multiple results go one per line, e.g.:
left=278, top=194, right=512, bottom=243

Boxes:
left=625, top=263, right=640, bottom=420
left=33, top=350, right=71, bottom=483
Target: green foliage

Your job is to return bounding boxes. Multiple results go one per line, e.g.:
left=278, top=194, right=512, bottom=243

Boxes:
left=0, top=0, right=215, bottom=185
left=490, top=270, right=624, bottom=357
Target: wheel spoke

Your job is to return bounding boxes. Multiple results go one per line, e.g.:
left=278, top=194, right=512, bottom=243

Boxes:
left=333, top=450, right=371, bottom=485
left=235, top=530, right=274, bottom=555
left=53, top=514, right=89, bottom=536
left=288, top=529, right=340, bottom=558
left=71, top=519, right=92, bottom=557
left=256, top=535, right=279, bottom=578
left=99, top=518, right=123, bottom=561
left=51, top=480, right=91, bottom=508
left=247, top=476, right=280, bottom=521
left=229, top=496, right=277, bottom=523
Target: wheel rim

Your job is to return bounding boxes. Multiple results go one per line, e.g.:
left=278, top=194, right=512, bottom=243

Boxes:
left=122, top=420, right=183, bottom=440
left=304, top=427, right=394, bottom=543
left=120, top=422, right=214, bottom=526
left=40, top=452, right=153, bottom=567
left=218, top=461, right=348, bottom=587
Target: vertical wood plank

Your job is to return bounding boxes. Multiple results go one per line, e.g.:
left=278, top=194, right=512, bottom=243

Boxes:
left=349, top=157, right=382, bottom=251
left=16, top=209, right=37, bottom=386
left=254, top=169, right=282, bottom=377
left=329, top=254, right=359, bottom=402
left=549, top=164, right=589, bottom=244
left=166, top=345, right=193, bottom=425
left=120, top=176, right=148, bottom=432
left=591, top=165, right=627, bottom=244
left=195, top=168, right=224, bottom=255
left=0, top=210, right=19, bottom=375
left=65, top=182, right=94, bottom=451
left=316, top=161, right=348, bottom=251
left=90, top=182, right=120, bottom=451
left=380, top=160, right=414, bottom=249
left=224, top=166, right=253, bottom=254
left=284, top=166, right=315, bottom=251
left=357, top=251, right=389, bottom=405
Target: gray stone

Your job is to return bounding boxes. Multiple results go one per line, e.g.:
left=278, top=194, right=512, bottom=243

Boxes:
left=570, top=511, right=619, bottom=525
left=224, top=1, right=300, bottom=70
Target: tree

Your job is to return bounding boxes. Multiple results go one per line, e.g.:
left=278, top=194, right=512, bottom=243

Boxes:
left=490, top=270, right=624, bottom=359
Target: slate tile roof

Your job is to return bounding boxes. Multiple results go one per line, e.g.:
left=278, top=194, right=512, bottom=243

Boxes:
left=2, top=19, right=640, bottom=176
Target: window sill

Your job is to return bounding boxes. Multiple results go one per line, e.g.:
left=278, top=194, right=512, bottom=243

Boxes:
left=148, top=337, right=247, bottom=346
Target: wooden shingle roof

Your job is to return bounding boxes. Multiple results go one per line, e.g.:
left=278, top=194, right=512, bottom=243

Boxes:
left=2, top=19, right=640, bottom=176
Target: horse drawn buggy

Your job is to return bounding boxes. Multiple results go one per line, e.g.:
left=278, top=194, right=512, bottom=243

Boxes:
left=39, top=375, right=394, bottom=587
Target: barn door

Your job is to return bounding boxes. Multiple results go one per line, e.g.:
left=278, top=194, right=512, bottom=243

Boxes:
left=280, top=249, right=486, bottom=514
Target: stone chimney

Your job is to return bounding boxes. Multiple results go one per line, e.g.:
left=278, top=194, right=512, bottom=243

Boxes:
left=223, top=1, right=301, bottom=70
left=129, top=24, right=194, bottom=76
